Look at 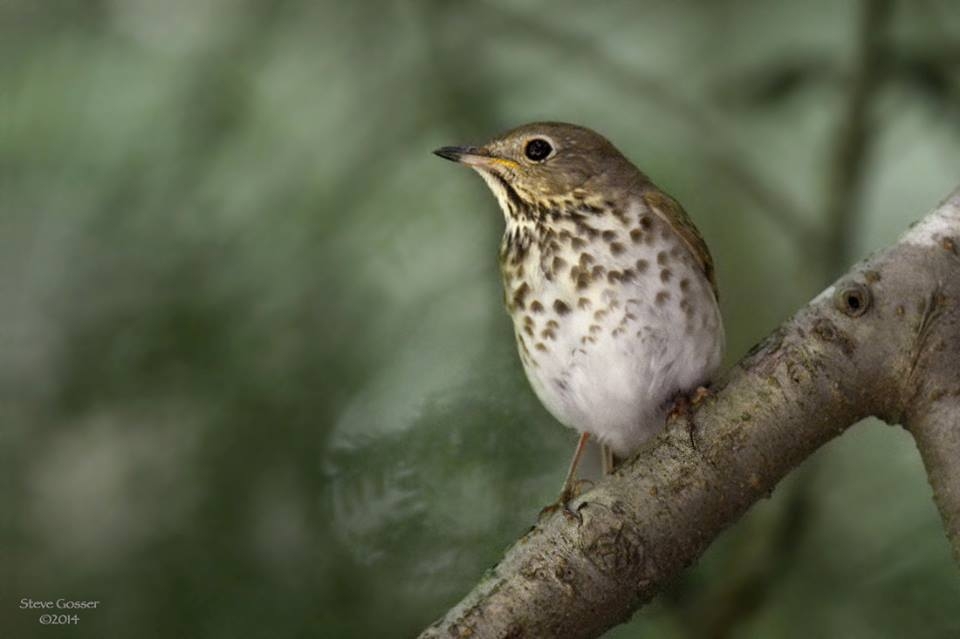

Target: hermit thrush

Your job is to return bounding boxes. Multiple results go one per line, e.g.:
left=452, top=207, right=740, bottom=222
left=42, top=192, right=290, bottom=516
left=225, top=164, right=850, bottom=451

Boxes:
left=434, top=122, right=724, bottom=509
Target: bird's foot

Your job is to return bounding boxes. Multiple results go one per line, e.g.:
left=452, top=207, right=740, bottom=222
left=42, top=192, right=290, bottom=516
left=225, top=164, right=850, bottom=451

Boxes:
left=667, top=394, right=691, bottom=422
left=667, top=388, right=711, bottom=450
left=690, top=385, right=712, bottom=407
left=668, top=386, right=712, bottom=422
left=538, top=481, right=591, bottom=524
left=538, top=499, right=581, bottom=524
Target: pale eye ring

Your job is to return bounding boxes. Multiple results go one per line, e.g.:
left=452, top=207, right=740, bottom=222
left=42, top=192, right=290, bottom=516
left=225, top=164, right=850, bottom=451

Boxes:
left=524, top=138, right=553, bottom=162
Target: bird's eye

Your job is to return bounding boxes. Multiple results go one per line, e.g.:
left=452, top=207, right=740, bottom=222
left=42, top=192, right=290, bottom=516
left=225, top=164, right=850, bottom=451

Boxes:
left=524, top=138, right=553, bottom=162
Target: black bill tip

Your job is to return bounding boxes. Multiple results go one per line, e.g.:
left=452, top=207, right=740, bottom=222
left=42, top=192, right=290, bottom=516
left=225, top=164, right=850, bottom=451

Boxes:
left=433, top=145, right=485, bottom=163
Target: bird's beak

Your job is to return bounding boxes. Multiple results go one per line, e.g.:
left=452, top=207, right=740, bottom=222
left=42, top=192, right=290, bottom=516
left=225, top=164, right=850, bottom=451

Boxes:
left=433, top=145, right=519, bottom=170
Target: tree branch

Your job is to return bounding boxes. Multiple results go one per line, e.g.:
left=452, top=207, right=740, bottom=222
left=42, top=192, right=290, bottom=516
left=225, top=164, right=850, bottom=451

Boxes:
left=419, top=187, right=960, bottom=638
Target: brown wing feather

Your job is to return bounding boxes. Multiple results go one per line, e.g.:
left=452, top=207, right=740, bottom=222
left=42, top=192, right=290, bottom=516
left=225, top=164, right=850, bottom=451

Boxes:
left=642, top=190, right=718, bottom=300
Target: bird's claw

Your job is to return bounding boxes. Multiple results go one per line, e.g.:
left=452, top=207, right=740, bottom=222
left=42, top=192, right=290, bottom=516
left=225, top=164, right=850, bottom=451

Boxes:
left=690, top=385, right=712, bottom=406
left=538, top=487, right=584, bottom=524
left=667, top=395, right=690, bottom=422
left=668, top=386, right=712, bottom=422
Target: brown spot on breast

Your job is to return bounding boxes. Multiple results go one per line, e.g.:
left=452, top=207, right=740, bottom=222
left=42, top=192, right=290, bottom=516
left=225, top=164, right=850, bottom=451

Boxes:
left=554, top=299, right=571, bottom=315
left=511, top=282, right=530, bottom=309
left=571, top=237, right=587, bottom=250
left=571, top=266, right=591, bottom=289
left=639, top=215, right=653, bottom=230
left=546, top=319, right=558, bottom=329
left=630, top=229, right=644, bottom=243
left=660, top=268, right=672, bottom=283
left=594, top=309, right=608, bottom=320
left=535, top=342, right=548, bottom=352
left=589, top=324, right=601, bottom=334
left=552, top=256, right=567, bottom=272
left=524, top=326, right=534, bottom=337
left=655, top=290, right=671, bottom=305
left=578, top=297, right=591, bottom=309
left=579, top=252, right=595, bottom=266
left=530, top=301, right=544, bottom=313
left=657, top=251, right=668, bottom=265
left=679, top=278, right=690, bottom=292
left=540, top=328, right=556, bottom=340
left=591, top=265, right=606, bottom=278
left=635, top=259, right=649, bottom=272
left=607, top=270, right=622, bottom=283
left=609, top=242, right=625, bottom=256
left=602, top=230, right=618, bottom=242
left=576, top=222, right=600, bottom=238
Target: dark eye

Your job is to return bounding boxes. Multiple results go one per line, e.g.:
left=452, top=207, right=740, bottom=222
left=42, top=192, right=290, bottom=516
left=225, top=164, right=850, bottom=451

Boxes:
left=524, top=138, right=553, bottom=162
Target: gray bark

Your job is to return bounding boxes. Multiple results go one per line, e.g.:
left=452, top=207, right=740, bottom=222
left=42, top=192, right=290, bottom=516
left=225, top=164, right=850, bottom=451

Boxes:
left=419, top=187, right=960, bottom=639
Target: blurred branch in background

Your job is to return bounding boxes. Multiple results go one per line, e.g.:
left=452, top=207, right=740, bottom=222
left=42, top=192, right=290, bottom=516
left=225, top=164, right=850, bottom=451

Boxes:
left=824, top=0, right=894, bottom=277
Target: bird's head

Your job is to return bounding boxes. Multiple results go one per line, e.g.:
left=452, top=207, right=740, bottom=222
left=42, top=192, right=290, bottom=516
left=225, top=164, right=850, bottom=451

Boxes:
left=434, top=122, right=645, bottom=221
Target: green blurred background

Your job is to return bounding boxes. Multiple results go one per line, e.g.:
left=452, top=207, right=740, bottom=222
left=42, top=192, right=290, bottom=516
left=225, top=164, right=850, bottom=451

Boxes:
left=3, top=1, right=960, bottom=637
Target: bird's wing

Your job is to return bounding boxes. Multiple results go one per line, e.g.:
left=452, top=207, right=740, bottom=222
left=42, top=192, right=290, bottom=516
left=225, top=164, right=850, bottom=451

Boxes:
left=642, top=190, right=719, bottom=300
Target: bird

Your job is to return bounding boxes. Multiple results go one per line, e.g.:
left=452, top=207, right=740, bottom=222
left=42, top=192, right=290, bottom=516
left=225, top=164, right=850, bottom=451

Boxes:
left=434, top=122, right=724, bottom=511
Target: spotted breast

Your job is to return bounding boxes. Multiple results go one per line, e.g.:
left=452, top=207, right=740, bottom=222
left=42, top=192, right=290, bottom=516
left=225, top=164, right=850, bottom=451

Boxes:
left=502, top=192, right=724, bottom=457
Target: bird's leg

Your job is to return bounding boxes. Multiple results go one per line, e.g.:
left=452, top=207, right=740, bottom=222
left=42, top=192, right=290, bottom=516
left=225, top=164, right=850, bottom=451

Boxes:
left=559, top=432, right=591, bottom=499
left=601, top=443, right=615, bottom=476
left=539, top=432, right=590, bottom=522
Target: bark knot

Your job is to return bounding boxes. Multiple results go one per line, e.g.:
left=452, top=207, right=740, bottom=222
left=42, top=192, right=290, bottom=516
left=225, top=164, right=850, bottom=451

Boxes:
left=834, top=281, right=871, bottom=317
left=580, top=517, right=647, bottom=578
left=813, top=317, right=855, bottom=355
